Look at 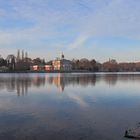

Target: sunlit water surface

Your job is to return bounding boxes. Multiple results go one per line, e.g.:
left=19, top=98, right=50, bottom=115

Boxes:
left=0, top=73, right=140, bottom=140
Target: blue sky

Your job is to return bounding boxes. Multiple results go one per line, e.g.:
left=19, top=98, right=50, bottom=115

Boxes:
left=0, top=0, right=140, bottom=62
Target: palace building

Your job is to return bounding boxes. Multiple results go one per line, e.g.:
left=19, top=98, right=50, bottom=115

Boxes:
left=30, top=53, right=72, bottom=72
left=52, top=53, right=72, bottom=71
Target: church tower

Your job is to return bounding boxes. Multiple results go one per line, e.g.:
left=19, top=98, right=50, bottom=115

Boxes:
left=61, top=52, right=64, bottom=59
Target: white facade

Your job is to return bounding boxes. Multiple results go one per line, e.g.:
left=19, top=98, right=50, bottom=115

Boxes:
left=52, top=54, right=72, bottom=71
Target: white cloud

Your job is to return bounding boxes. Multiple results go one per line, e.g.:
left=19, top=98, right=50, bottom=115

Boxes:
left=0, top=0, right=140, bottom=60
left=68, top=34, right=89, bottom=49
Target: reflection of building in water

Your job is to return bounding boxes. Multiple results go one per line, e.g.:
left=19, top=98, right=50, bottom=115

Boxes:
left=45, top=74, right=65, bottom=92
left=45, top=74, right=140, bottom=91
left=45, top=74, right=97, bottom=92
left=53, top=74, right=65, bottom=91
left=1, top=74, right=140, bottom=94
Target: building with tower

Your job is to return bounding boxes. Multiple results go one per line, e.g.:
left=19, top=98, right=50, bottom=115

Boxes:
left=52, top=53, right=72, bottom=71
left=30, top=53, right=72, bottom=72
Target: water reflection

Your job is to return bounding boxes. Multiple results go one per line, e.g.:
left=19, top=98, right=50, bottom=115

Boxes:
left=0, top=74, right=45, bottom=96
left=0, top=73, right=140, bottom=95
left=45, top=73, right=96, bottom=92
left=0, top=73, right=140, bottom=140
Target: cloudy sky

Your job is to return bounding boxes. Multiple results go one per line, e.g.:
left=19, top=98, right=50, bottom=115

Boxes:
left=0, top=0, right=140, bottom=62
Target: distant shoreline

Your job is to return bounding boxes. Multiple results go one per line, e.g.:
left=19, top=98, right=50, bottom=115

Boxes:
left=0, top=70, right=90, bottom=73
left=0, top=70, right=140, bottom=74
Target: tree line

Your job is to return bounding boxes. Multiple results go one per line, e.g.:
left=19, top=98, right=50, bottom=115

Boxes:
left=1, top=55, right=140, bottom=72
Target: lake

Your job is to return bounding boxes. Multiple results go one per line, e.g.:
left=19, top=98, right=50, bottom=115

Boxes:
left=0, top=72, right=140, bottom=140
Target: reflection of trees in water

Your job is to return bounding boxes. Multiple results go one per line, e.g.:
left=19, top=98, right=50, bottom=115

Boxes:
left=0, top=74, right=97, bottom=94
left=0, top=75, right=45, bottom=96
left=102, top=74, right=140, bottom=86
left=0, top=74, right=140, bottom=95
left=103, top=74, right=118, bottom=86
left=68, top=75, right=96, bottom=87
left=117, top=74, right=140, bottom=81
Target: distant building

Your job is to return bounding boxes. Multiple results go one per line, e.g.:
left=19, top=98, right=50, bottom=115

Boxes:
left=52, top=53, right=72, bottom=71
left=30, top=53, right=72, bottom=72
left=30, top=64, right=53, bottom=71
left=30, top=65, right=44, bottom=71
left=30, top=65, right=38, bottom=71
left=44, top=65, right=53, bottom=71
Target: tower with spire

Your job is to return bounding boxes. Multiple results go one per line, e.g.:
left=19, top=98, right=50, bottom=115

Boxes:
left=61, top=52, right=64, bottom=59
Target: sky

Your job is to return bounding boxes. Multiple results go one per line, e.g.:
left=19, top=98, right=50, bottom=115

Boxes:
left=0, top=0, right=140, bottom=62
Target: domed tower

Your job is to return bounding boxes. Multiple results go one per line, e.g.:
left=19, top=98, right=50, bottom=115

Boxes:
left=61, top=52, right=64, bottom=59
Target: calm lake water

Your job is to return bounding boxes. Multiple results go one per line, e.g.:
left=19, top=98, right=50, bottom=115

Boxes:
left=0, top=72, right=140, bottom=140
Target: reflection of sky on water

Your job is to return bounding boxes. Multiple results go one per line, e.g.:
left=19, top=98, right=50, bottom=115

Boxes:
left=0, top=73, right=140, bottom=139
